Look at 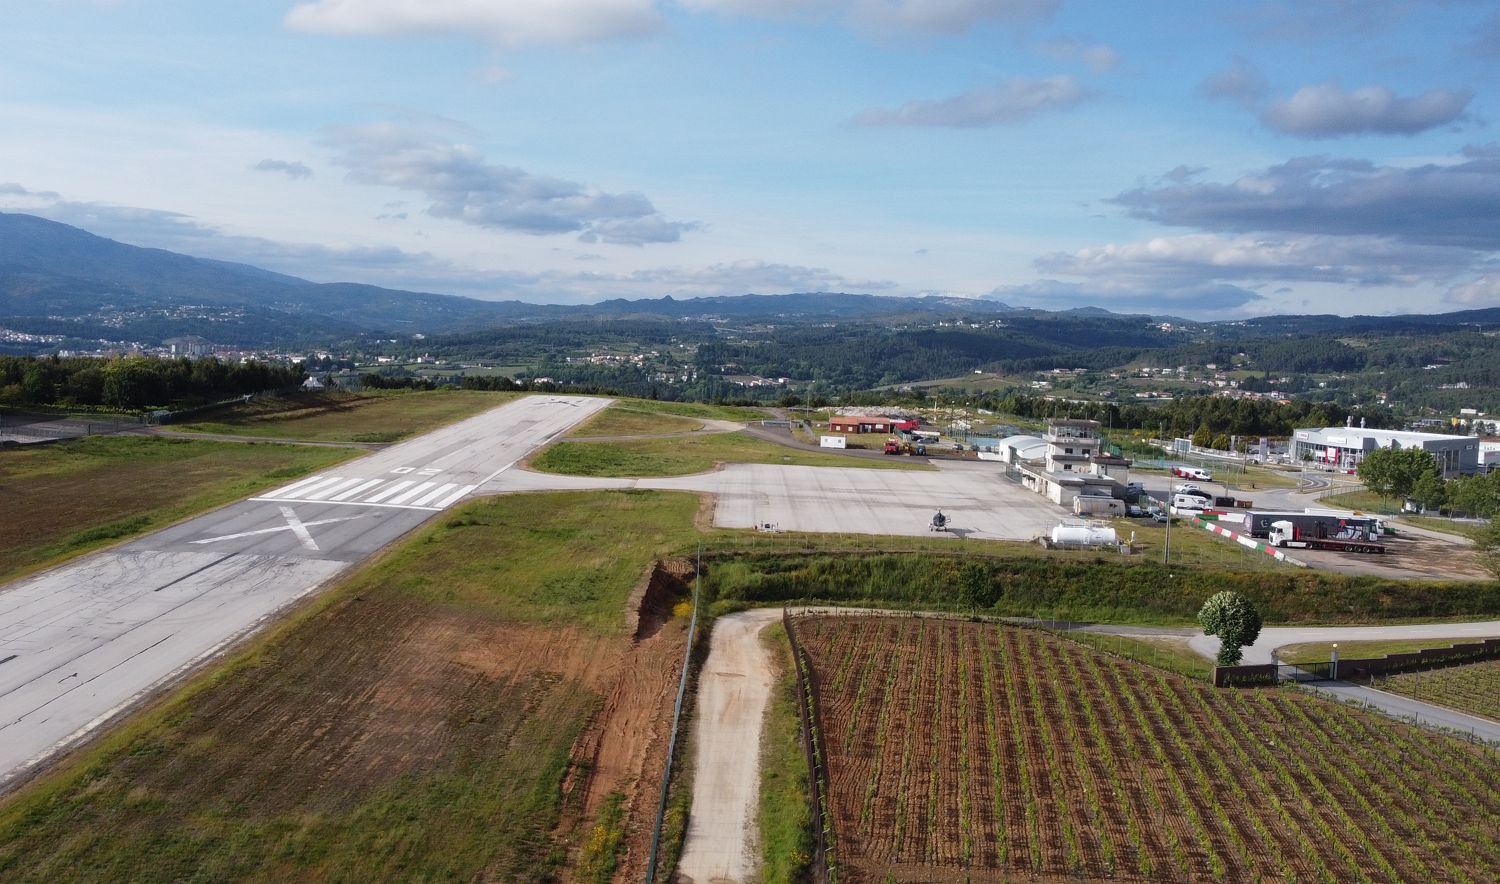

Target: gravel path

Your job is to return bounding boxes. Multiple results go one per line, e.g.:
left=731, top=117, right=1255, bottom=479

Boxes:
left=676, top=608, right=780, bottom=883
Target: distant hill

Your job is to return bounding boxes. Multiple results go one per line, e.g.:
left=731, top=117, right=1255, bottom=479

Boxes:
left=0, top=213, right=562, bottom=345
left=0, top=213, right=1024, bottom=347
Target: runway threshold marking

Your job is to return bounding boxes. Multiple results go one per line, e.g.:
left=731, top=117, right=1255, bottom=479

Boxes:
left=191, top=508, right=362, bottom=551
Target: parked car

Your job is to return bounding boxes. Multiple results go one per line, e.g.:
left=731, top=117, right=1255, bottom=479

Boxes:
left=1150, top=511, right=1170, bottom=523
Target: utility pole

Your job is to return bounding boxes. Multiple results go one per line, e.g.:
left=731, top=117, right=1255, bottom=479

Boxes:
left=1163, top=504, right=1172, bottom=566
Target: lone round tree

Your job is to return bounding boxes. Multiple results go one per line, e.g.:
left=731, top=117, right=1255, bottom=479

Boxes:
left=1199, top=591, right=1263, bottom=667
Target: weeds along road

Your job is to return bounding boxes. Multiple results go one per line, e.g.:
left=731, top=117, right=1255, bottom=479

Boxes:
left=0, top=395, right=612, bottom=792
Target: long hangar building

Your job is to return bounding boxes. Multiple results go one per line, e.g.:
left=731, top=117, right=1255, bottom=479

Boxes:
left=1292, top=424, right=1481, bottom=477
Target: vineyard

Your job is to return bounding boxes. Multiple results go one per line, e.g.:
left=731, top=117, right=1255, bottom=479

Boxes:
left=791, top=615, right=1500, bottom=883
left=1379, top=658, right=1500, bottom=723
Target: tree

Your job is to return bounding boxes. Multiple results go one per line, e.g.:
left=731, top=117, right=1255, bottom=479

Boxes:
left=1447, top=474, right=1499, bottom=519
left=1478, top=520, right=1500, bottom=581
left=1356, top=446, right=1438, bottom=501
left=1211, top=433, right=1230, bottom=451
left=1198, top=591, right=1263, bottom=667
left=1191, top=422, right=1212, bottom=448
left=1411, top=471, right=1447, bottom=513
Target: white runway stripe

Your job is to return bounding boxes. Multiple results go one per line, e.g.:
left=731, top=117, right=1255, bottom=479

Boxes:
left=330, top=478, right=383, bottom=501
left=411, top=483, right=457, bottom=507
left=284, top=476, right=348, bottom=499
left=433, top=484, right=477, bottom=509
left=387, top=482, right=436, bottom=505
left=364, top=480, right=414, bottom=503
left=302, top=477, right=364, bottom=501
left=265, top=474, right=328, bottom=498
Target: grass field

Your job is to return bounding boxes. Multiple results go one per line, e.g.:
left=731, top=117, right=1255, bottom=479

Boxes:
left=1277, top=636, right=1500, bottom=664
left=0, top=435, right=359, bottom=584
left=568, top=404, right=706, bottom=438
left=169, top=389, right=519, bottom=443
left=1321, top=490, right=1491, bottom=541
left=0, top=490, right=699, bottom=881
left=1377, top=658, right=1500, bottom=722
left=758, top=622, right=814, bottom=883
left=792, top=615, right=1500, bottom=882
left=1057, top=631, right=1213, bottom=681
left=532, top=431, right=932, bottom=477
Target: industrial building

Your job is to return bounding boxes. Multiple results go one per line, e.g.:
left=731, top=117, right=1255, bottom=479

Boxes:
left=1016, top=419, right=1131, bottom=507
left=1291, top=422, right=1481, bottom=477
left=828, top=415, right=899, bottom=434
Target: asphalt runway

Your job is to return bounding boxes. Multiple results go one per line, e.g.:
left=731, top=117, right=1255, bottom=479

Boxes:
left=491, top=460, right=1066, bottom=541
left=0, top=394, right=611, bottom=790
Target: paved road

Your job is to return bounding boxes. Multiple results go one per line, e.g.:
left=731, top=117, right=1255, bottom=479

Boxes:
left=677, top=608, right=781, bottom=884
left=1187, top=620, right=1500, bottom=666
left=1297, top=679, right=1500, bottom=743
left=490, top=458, right=1065, bottom=541
left=0, top=394, right=611, bottom=791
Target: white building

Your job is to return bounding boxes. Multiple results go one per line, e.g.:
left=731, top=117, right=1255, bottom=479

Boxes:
left=1292, top=421, right=1480, bottom=477
left=1017, top=419, right=1131, bottom=507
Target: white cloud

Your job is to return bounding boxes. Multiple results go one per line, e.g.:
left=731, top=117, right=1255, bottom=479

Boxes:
left=1037, top=233, right=1477, bottom=288
left=1259, top=82, right=1472, bottom=138
left=1446, top=276, right=1500, bottom=307
left=283, top=0, right=663, bottom=48
left=851, top=75, right=1086, bottom=127
left=324, top=120, right=696, bottom=245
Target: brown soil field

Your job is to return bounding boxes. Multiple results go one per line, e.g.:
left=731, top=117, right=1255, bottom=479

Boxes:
left=791, top=615, right=1500, bottom=883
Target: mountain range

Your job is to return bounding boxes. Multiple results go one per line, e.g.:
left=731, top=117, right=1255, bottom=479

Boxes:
left=2, top=211, right=1498, bottom=351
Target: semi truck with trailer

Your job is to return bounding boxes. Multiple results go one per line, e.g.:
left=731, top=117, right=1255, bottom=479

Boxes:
left=1247, top=511, right=1380, bottom=541
left=1268, top=520, right=1386, bottom=554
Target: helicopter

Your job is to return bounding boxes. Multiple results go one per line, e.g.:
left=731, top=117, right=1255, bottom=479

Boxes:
left=929, top=510, right=949, bottom=532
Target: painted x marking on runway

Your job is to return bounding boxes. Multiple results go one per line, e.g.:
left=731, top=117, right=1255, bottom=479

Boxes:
left=190, top=507, right=361, bottom=551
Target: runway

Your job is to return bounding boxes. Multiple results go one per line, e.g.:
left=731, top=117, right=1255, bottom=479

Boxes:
left=490, top=459, right=1065, bottom=541
left=0, top=395, right=611, bottom=790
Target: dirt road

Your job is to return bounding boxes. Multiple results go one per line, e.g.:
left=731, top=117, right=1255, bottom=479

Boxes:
left=675, top=608, right=780, bottom=883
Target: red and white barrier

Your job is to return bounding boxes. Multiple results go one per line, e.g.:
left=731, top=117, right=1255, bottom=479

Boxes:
left=1191, top=516, right=1309, bottom=568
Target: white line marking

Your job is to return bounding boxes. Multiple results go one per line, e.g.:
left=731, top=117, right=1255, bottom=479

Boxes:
left=433, top=484, right=476, bottom=509
left=301, top=477, right=364, bottom=501
left=330, top=478, right=383, bottom=501
left=265, top=474, right=327, bottom=498
left=248, top=497, right=440, bottom=512
left=390, top=467, right=414, bottom=474
left=364, top=480, right=415, bottom=503
left=190, top=509, right=361, bottom=547
left=477, top=460, right=518, bottom=486
left=411, top=483, right=457, bottom=507
left=387, top=482, right=436, bottom=505
left=281, top=476, right=346, bottom=499
left=280, top=506, right=319, bottom=550
left=416, top=468, right=440, bottom=476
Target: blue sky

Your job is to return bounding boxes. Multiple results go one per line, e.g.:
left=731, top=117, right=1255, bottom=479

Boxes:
left=3, top=0, right=1498, bottom=318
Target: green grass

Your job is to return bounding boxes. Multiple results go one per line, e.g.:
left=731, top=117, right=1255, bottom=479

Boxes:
left=1277, top=636, right=1500, bottom=664
left=532, top=431, right=933, bottom=477
left=575, top=792, right=628, bottom=883
left=1321, top=490, right=1490, bottom=540
left=758, top=623, right=814, bottom=883
left=0, top=489, right=703, bottom=881
left=359, top=490, right=704, bottom=634
left=0, top=435, right=361, bottom=584
left=568, top=404, right=706, bottom=438
left=1058, top=631, right=1213, bottom=680
left=169, top=388, right=519, bottom=443
left=608, top=398, right=769, bottom=422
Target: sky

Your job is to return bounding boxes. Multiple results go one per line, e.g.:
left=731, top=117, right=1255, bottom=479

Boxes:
left=2, top=0, right=1499, bottom=319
